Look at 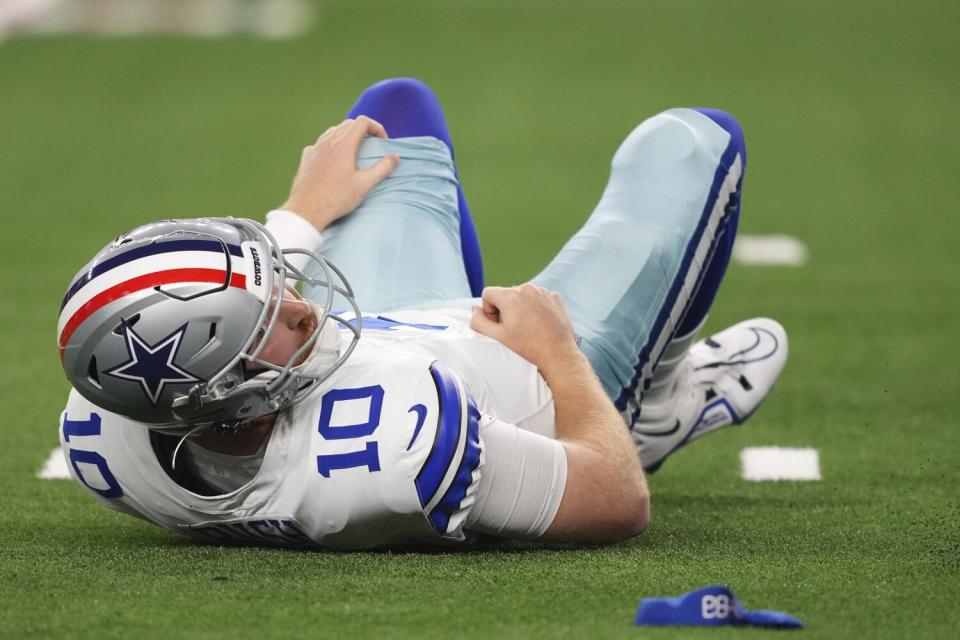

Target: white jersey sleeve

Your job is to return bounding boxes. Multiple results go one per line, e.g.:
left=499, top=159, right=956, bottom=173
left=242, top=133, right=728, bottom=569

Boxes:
left=467, top=416, right=567, bottom=539
left=264, top=209, right=324, bottom=272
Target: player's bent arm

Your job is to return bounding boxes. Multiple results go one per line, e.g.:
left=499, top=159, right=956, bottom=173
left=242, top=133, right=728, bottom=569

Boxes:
left=470, top=284, right=649, bottom=544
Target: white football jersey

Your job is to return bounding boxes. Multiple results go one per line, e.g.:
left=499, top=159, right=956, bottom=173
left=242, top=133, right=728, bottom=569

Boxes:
left=345, top=308, right=556, bottom=435
left=59, top=309, right=558, bottom=549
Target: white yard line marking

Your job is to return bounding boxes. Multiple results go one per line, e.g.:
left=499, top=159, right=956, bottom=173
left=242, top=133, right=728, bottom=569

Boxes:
left=37, top=446, right=70, bottom=480
left=1, top=0, right=316, bottom=40
left=740, top=446, right=821, bottom=481
left=733, top=234, right=808, bottom=266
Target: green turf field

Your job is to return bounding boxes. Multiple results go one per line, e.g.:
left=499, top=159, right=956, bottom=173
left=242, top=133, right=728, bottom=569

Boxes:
left=2, top=0, right=958, bottom=637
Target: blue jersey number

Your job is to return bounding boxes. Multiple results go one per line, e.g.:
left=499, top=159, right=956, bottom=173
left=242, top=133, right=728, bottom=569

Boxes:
left=61, top=413, right=123, bottom=498
left=315, top=386, right=384, bottom=477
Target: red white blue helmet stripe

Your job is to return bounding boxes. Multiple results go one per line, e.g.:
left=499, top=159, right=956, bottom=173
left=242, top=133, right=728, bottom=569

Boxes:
left=58, top=239, right=259, bottom=357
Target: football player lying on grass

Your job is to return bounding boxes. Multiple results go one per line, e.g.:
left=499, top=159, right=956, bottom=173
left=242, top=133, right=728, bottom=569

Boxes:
left=56, top=79, right=787, bottom=549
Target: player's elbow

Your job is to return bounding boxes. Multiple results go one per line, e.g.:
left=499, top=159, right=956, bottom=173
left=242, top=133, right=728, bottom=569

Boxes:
left=546, top=443, right=650, bottom=544
left=585, top=477, right=650, bottom=544
left=611, top=481, right=651, bottom=541
left=629, top=483, right=651, bottom=536
left=603, top=452, right=651, bottom=540
left=635, top=484, right=651, bottom=534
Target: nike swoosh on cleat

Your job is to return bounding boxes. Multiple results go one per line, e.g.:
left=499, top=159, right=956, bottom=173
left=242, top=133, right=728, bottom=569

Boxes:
left=695, top=326, right=780, bottom=370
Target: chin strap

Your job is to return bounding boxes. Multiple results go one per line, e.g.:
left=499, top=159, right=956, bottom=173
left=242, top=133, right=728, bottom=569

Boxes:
left=171, top=423, right=211, bottom=471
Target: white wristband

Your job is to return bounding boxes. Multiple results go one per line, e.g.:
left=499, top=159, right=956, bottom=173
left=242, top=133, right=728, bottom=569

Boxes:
left=264, top=209, right=324, bottom=272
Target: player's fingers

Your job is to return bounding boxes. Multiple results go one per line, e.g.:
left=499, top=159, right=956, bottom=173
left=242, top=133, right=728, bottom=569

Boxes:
left=359, top=155, right=399, bottom=189
left=469, top=305, right=504, bottom=339
left=326, top=119, right=355, bottom=144
left=480, top=286, right=513, bottom=310
left=346, top=116, right=382, bottom=141
left=359, top=116, right=388, bottom=139
left=482, top=297, right=499, bottom=317
left=480, top=298, right=501, bottom=324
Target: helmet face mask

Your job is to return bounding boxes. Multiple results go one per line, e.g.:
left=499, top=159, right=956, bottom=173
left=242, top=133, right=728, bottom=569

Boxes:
left=58, top=217, right=361, bottom=432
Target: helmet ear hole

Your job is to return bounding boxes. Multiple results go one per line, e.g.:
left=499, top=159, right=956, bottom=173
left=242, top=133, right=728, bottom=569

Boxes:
left=87, top=356, right=102, bottom=389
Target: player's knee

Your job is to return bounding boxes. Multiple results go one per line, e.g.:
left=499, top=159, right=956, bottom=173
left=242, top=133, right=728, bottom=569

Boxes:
left=689, top=107, right=742, bottom=133
left=612, top=110, right=701, bottom=170
left=363, top=77, right=439, bottom=112
left=611, top=107, right=745, bottom=195
left=625, top=107, right=743, bottom=153
left=689, top=107, right=747, bottom=163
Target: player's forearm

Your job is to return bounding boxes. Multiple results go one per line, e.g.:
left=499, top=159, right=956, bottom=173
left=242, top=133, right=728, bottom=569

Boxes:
left=539, top=346, right=650, bottom=541
left=541, top=347, right=639, bottom=465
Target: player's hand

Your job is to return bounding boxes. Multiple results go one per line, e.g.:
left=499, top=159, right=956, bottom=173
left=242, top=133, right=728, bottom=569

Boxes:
left=470, top=284, right=582, bottom=378
left=280, top=116, right=399, bottom=231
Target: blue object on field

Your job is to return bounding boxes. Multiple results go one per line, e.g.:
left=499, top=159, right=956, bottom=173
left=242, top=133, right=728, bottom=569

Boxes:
left=635, top=585, right=804, bottom=629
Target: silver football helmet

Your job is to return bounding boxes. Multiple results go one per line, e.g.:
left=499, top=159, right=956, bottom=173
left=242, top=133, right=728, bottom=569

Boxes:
left=58, top=217, right=361, bottom=431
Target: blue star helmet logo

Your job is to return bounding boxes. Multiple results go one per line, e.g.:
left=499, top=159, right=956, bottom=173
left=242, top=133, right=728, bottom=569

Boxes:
left=105, top=321, right=201, bottom=406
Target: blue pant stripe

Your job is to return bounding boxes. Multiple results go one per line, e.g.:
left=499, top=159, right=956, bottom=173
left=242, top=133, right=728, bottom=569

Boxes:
left=614, top=138, right=742, bottom=414
left=676, top=108, right=747, bottom=336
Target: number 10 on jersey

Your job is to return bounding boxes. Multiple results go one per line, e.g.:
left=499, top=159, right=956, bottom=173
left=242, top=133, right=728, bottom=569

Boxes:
left=315, top=386, right=384, bottom=477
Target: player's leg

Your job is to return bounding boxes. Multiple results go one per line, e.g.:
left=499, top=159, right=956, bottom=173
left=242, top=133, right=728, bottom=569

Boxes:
left=639, top=108, right=745, bottom=417
left=303, top=135, right=471, bottom=312
left=532, top=107, right=742, bottom=405
left=635, top=109, right=787, bottom=472
left=344, top=78, right=484, bottom=297
left=531, top=108, right=786, bottom=470
left=304, top=79, right=480, bottom=311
